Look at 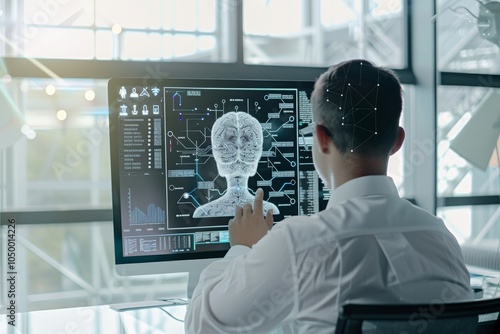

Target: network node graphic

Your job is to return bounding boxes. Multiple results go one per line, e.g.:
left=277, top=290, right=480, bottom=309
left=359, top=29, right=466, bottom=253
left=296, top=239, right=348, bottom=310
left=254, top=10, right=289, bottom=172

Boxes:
left=327, top=61, right=381, bottom=152
left=164, top=87, right=300, bottom=229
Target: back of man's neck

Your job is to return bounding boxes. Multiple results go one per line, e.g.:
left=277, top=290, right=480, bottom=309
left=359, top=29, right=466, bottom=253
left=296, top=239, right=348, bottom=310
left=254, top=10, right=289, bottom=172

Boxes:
left=333, top=158, right=388, bottom=188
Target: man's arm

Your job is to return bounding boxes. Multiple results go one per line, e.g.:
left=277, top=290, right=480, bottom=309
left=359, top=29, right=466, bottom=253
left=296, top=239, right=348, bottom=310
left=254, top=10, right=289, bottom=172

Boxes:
left=185, top=189, right=297, bottom=333
left=228, top=188, right=274, bottom=248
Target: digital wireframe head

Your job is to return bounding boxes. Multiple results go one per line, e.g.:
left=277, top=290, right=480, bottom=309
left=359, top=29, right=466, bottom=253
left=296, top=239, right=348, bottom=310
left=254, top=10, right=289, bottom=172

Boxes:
left=311, top=59, right=403, bottom=156
left=211, top=112, right=263, bottom=178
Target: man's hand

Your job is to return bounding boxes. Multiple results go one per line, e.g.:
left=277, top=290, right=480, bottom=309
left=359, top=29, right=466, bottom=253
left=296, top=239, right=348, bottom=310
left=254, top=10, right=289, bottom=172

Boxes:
left=228, top=188, right=274, bottom=247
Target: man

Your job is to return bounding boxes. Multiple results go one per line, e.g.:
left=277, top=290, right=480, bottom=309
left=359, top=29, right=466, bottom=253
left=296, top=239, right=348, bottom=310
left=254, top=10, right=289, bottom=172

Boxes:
left=185, top=59, right=473, bottom=333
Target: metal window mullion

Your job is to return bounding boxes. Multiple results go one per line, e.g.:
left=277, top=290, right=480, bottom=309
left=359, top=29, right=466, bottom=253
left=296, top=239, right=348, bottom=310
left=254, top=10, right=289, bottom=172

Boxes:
left=409, top=0, right=437, bottom=214
left=310, top=0, right=325, bottom=65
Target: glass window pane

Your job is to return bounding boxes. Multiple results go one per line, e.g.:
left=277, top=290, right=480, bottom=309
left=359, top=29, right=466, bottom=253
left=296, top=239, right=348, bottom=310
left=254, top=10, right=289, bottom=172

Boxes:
left=161, top=0, right=175, bottom=29
left=437, top=0, right=500, bottom=74
left=121, top=32, right=162, bottom=60
left=198, top=0, right=216, bottom=32
left=243, top=0, right=405, bottom=68
left=173, top=0, right=198, bottom=31
left=163, top=33, right=174, bottom=58
left=199, top=35, right=216, bottom=52
left=96, top=30, right=113, bottom=60
left=1, top=0, right=231, bottom=62
left=1, top=78, right=111, bottom=211
left=244, top=0, right=303, bottom=36
left=437, top=86, right=500, bottom=197
left=95, top=0, right=162, bottom=29
left=22, top=28, right=95, bottom=59
left=438, top=205, right=499, bottom=260
left=438, top=205, right=500, bottom=292
left=174, top=34, right=198, bottom=57
left=1, top=222, right=187, bottom=311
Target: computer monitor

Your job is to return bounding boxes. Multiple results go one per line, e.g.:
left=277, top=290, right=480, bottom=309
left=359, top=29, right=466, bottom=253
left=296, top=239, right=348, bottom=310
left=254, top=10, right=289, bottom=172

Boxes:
left=108, top=77, right=329, bottom=299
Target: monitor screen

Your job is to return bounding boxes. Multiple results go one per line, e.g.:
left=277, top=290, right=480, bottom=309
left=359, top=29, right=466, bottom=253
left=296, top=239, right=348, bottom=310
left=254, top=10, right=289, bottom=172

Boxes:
left=108, top=77, right=330, bottom=273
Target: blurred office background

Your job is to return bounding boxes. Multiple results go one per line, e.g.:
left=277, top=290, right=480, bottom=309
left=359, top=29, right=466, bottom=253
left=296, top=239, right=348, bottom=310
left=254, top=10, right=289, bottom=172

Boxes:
left=0, top=0, right=498, bottom=316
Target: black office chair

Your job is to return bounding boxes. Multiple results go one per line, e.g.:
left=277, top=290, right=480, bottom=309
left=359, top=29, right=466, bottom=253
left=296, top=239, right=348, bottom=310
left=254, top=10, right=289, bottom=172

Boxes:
left=335, top=297, right=500, bottom=334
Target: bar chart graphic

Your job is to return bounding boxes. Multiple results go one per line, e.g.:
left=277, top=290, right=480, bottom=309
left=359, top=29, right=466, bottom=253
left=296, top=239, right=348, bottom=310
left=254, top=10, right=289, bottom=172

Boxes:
left=128, top=188, right=166, bottom=225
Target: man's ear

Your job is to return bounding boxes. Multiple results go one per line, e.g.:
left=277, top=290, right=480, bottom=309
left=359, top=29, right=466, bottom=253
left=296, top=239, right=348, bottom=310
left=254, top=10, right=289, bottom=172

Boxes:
left=390, top=126, right=405, bottom=155
left=315, top=124, right=332, bottom=154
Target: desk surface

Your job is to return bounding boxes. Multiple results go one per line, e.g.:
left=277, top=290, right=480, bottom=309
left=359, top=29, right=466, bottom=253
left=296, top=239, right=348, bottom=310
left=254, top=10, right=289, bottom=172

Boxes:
left=3, top=278, right=499, bottom=334
left=1, top=303, right=188, bottom=334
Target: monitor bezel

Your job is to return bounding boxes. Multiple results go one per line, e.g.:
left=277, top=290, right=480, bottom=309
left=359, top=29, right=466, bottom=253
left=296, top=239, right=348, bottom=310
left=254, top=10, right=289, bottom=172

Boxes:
left=108, top=77, right=315, bottom=269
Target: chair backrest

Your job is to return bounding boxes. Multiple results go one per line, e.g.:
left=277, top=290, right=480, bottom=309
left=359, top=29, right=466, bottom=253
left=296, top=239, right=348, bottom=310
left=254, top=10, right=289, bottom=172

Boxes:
left=335, top=297, right=500, bottom=334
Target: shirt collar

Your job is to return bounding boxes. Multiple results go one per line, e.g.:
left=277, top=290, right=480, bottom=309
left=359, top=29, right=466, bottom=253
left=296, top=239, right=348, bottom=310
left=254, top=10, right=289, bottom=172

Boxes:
left=327, top=175, right=400, bottom=208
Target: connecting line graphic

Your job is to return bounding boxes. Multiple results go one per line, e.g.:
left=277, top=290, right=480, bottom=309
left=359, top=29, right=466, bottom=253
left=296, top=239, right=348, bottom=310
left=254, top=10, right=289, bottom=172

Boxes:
left=178, top=154, right=210, bottom=165
left=172, top=92, right=182, bottom=106
left=185, top=119, right=210, bottom=147
left=177, top=189, right=200, bottom=209
left=263, top=129, right=280, bottom=146
left=194, top=158, right=204, bottom=181
left=176, top=188, right=224, bottom=210
left=254, top=171, right=284, bottom=203
left=264, top=159, right=293, bottom=202
left=208, top=100, right=226, bottom=120
left=262, top=128, right=273, bottom=138
left=274, top=147, right=294, bottom=166
left=267, top=159, right=279, bottom=172
left=278, top=181, right=294, bottom=192
left=269, top=119, right=291, bottom=132
left=265, top=98, right=286, bottom=123
left=169, top=134, right=191, bottom=149
left=207, top=187, right=226, bottom=196
left=254, top=101, right=261, bottom=113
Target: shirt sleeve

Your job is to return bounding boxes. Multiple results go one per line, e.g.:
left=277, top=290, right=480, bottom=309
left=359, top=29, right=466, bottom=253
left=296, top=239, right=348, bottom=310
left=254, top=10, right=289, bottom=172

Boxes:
left=185, top=225, right=296, bottom=334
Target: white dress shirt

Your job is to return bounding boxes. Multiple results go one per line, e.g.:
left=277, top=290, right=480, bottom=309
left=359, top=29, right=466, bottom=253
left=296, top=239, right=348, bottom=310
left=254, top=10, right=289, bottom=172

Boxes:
left=185, top=176, right=473, bottom=334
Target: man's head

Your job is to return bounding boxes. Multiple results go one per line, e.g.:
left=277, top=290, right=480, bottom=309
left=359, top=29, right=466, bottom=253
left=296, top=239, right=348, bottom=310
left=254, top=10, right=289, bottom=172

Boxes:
left=311, top=59, right=403, bottom=157
left=211, top=112, right=263, bottom=177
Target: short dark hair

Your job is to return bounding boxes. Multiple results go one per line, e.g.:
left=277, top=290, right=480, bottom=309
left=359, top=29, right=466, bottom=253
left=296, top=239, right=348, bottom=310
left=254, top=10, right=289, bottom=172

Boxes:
left=311, top=59, right=403, bottom=156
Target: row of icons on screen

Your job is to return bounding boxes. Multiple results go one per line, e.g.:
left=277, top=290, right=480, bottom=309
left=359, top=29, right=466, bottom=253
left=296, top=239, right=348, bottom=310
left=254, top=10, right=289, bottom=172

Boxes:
left=119, top=86, right=161, bottom=99
left=120, top=104, right=160, bottom=116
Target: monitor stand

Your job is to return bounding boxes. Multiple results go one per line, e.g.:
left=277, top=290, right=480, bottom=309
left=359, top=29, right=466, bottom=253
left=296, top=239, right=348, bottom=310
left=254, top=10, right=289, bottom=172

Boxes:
left=109, top=270, right=201, bottom=311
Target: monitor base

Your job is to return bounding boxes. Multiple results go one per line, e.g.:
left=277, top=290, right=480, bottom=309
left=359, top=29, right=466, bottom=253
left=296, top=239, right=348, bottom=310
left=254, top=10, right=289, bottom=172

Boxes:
left=109, top=298, right=188, bottom=311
